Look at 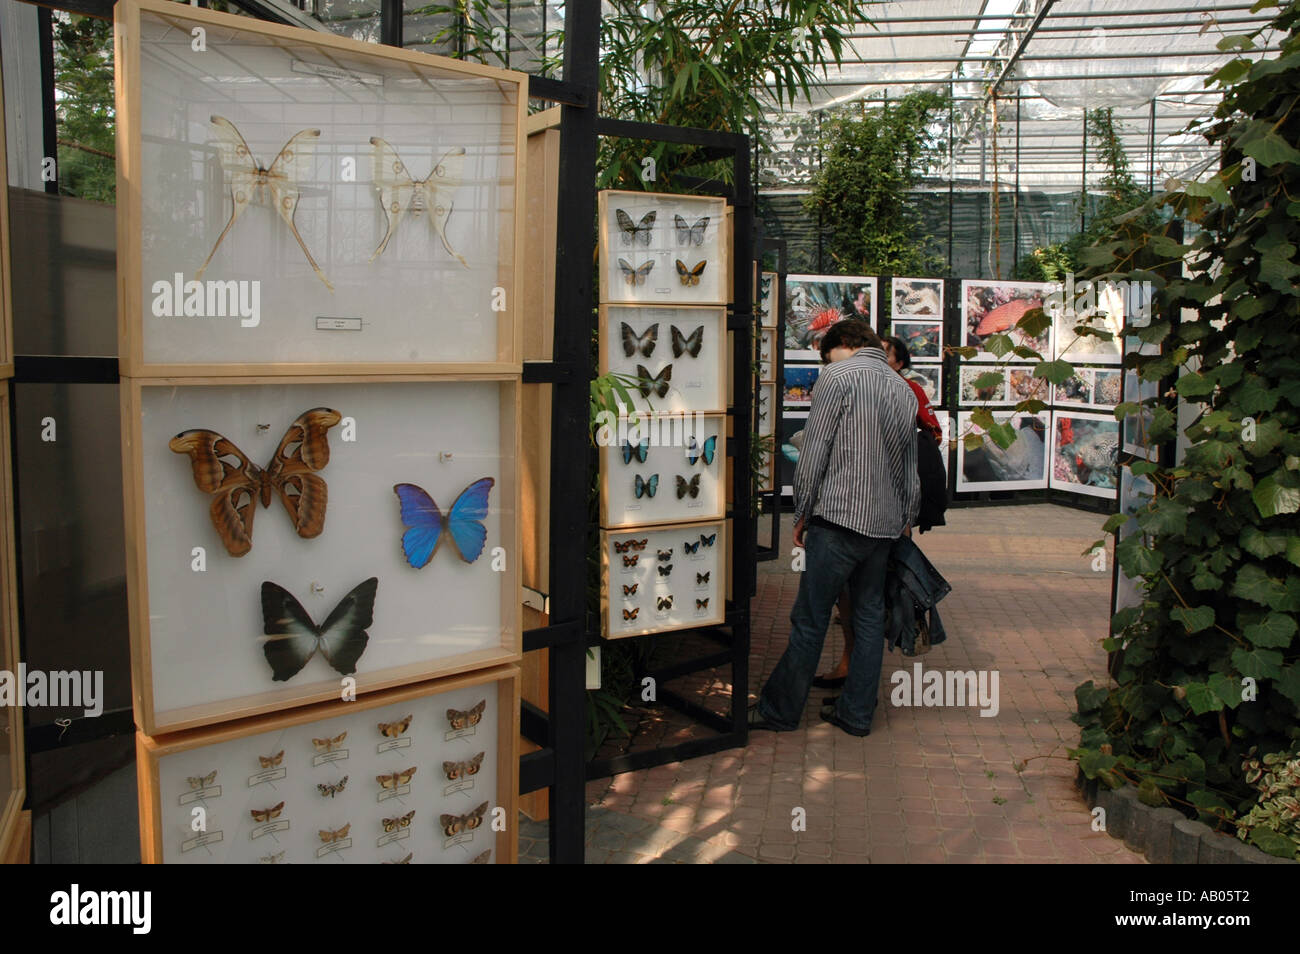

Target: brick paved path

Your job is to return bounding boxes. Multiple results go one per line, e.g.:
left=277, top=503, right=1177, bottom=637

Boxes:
left=570, top=504, right=1145, bottom=863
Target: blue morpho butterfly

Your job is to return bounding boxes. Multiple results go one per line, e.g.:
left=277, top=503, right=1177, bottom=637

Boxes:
left=634, top=474, right=659, bottom=499
left=685, top=435, right=716, bottom=466
left=393, top=478, right=494, bottom=568
left=622, top=437, right=650, bottom=465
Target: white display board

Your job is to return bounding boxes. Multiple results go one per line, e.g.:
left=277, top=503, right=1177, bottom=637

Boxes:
left=602, top=523, right=725, bottom=638
left=955, top=410, right=1050, bottom=492
left=759, top=271, right=779, bottom=329
left=599, top=305, right=727, bottom=414
left=120, top=0, right=524, bottom=371
left=128, top=379, right=518, bottom=733
left=599, top=414, right=725, bottom=529
left=597, top=192, right=728, bottom=306
left=140, top=671, right=514, bottom=864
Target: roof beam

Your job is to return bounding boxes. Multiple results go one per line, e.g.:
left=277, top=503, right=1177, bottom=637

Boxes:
left=988, top=0, right=1058, bottom=98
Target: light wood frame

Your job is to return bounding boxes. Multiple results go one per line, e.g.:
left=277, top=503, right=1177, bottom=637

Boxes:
left=600, top=520, right=726, bottom=639
left=136, top=665, right=519, bottom=864
left=0, top=45, right=13, bottom=381
left=0, top=392, right=24, bottom=861
left=121, top=375, right=523, bottom=736
left=598, top=303, right=728, bottom=416
left=114, top=0, right=528, bottom=377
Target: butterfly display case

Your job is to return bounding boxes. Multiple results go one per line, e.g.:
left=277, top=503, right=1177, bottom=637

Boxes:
left=599, top=413, right=726, bottom=529
left=599, top=304, right=728, bottom=414
left=121, top=377, right=521, bottom=735
left=757, top=382, right=776, bottom=438
left=757, top=329, right=776, bottom=382
left=758, top=271, right=779, bottom=330
left=115, top=0, right=527, bottom=375
left=136, top=665, right=517, bottom=864
left=600, top=522, right=726, bottom=639
left=597, top=192, right=729, bottom=306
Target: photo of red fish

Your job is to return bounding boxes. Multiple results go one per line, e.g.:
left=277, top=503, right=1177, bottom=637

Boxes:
left=962, top=280, right=1055, bottom=357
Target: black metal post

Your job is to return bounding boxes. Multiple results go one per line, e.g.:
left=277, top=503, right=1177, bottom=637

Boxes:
left=545, top=0, right=601, bottom=865
left=1080, top=108, right=1088, bottom=232
left=380, top=0, right=402, bottom=48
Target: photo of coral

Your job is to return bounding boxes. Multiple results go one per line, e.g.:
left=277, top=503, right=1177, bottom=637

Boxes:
left=1050, top=412, right=1119, bottom=498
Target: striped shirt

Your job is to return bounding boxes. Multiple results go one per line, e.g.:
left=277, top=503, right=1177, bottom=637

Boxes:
left=792, top=347, right=920, bottom=538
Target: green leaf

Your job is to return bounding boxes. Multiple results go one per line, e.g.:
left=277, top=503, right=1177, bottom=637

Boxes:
left=1171, top=605, right=1216, bottom=633
left=986, top=421, right=1018, bottom=450
left=1032, top=359, right=1075, bottom=385
left=1207, top=672, right=1242, bottom=710
left=984, top=333, right=1015, bottom=358
left=1231, top=647, right=1284, bottom=680
left=1287, top=537, right=1300, bottom=568
left=1183, top=681, right=1223, bottom=715
left=1240, top=129, right=1300, bottom=167
left=1176, top=372, right=1217, bottom=398
left=971, top=371, right=1005, bottom=390
left=1137, top=777, right=1167, bottom=806
left=1101, top=512, right=1128, bottom=534
left=1232, top=563, right=1286, bottom=607
left=1253, top=476, right=1300, bottom=518
left=970, top=406, right=995, bottom=432
left=1116, top=533, right=1163, bottom=576
left=1010, top=346, right=1042, bottom=360
left=1014, top=306, right=1052, bottom=338
left=1216, top=34, right=1256, bottom=52
left=1077, top=749, right=1118, bottom=779
left=952, top=346, right=978, bottom=359
left=1242, top=613, right=1296, bottom=648
left=1248, top=828, right=1298, bottom=859
left=1274, top=665, right=1300, bottom=706
left=1240, top=525, right=1288, bottom=559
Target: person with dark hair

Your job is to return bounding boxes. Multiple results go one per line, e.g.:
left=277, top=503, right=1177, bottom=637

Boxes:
left=812, top=333, right=949, bottom=691
left=749, top=318, right=920, bottom=737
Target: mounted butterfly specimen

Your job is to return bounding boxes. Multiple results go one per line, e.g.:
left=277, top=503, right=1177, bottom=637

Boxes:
left=621, top=322, right=659, bottom=358
left=198, top=116, right=332, bottom=290
left=676, top=474, right=701, bottom=499
left=684, top=540, right=700, bottom=555
left=393, top=478, right=494, bottom=569
left=382, top=810, right=415, bottom=832
left=369, top=138, right=468, bottom=267
left=440, top=802, right=489, bottom=837
left=378, top=714, right=412, bottom=738
left=674, top=214, right=709, bottom=246
left=676, top=259, right=707, bottom=286
left=685, top=435, right=717, bottom=466
left=170, top=407, right=342, bottom=559
left=318, top=824, right=351, bottom=844
left=250, top=802, right=285, bottom=823
left=376, top=767, right=418, bottom=790
left=622, top=607, right=640, bottom=621
left=616, top=209, right=656, bottom=245
left=700, top=533, right=718, bottom=547
left=614, top=539, right=647, bottom=553
left=657, top=596, right=673, bottom=611
left=622, top=554, right=639, bottom=567
left=317, top=776, right=349, bottom=798
left=657, top=548, right=672, bottom=561
left=658, top=564, right=673, bottom=577
left=186, top=771, right=217, bottom=790
left=260, top=577, right=377, bottom=682
left=618, top=258, right=655, bottom=286
left=696, top=598, right=710, bottom=610
left=312, top=732, right=347, bottom=753
left=621, top=438, right=649, bottom=465
left=671, top=324, right=704, bottom=358
left=258, top=750, right=284, bottom=769
left=622, top=583, right=638, bottom=596
left=697, top=572, right=710, bottom=584
left=448, top=700, right=486, bottom=730
left=636, top=364, right=672, bottom=399
left=634, top=474, right=659, bottom=499
left=443, top=752, right=485, bottom=781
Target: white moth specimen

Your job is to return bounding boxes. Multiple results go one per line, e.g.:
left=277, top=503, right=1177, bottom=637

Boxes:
left=368, top=138, right=468, bottom=267
left=197, top=116, right=333, bottom=291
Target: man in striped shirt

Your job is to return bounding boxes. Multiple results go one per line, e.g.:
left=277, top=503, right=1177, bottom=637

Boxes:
left=750, top=319, right=920, bottom=736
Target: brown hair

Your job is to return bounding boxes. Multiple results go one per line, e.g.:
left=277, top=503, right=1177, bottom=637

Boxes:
left=819, top=318, right=882, bottom=361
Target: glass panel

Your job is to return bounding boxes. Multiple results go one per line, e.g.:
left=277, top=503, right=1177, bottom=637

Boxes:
left=12, top=383, right=132, bottom=731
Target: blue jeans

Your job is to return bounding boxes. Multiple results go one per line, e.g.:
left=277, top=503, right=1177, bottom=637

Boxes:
left=758, top=522, right=891, bottom=732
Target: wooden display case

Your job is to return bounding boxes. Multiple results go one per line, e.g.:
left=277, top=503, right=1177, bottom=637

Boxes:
left=136, top=666, right=519, bottom=864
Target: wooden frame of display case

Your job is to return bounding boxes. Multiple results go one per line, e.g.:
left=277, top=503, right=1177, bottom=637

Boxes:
left=114, top=0, right=528, bottom=377
left=136, top=665, right=519, bottom=864
left=0, top=390, right=25, bottom=863
left=599, top=520, right=727, bottom=639
left=121, top=374, right=522, bottom=736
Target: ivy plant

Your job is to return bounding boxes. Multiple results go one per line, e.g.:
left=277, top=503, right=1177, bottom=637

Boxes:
left=1068, top=0, right=1300, bottom=827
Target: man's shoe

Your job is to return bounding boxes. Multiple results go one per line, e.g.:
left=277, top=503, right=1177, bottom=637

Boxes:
left=819, top=705, right=870, bottom=737
left=747, top=704, right=783, bottom=732
left=811, top=674, right=846, bottom=689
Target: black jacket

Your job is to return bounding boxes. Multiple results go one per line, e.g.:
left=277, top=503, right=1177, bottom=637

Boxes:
left=885, top=535, right=951, bottom=656
left=915, top=430, right=948, bottom=533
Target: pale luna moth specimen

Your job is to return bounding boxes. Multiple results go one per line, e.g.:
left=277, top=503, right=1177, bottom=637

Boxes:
left=369, top=138, right=469, bottom=267
left=197, top=116, right=333, bottom=291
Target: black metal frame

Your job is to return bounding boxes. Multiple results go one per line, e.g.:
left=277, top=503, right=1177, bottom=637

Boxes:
left=578, top=115, right=755, bottom=781
left=754, top=237, right=786, bottom=566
